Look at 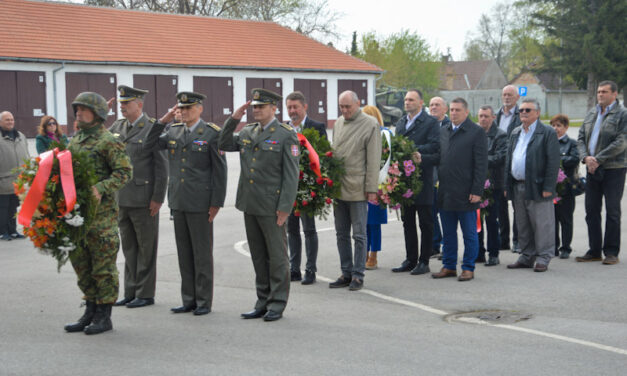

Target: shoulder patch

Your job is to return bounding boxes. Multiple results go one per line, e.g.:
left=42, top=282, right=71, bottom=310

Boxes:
left=207, top=122, right=221, bottom=132
left=281, top=123, right=293, bottom=131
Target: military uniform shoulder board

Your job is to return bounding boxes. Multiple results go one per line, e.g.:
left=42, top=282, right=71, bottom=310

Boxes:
left=281, top=123, right=293, bottom=131
left=246, top=122, right=259, bottom=128
left=207, top=122, right=221, bottom=132
left=171, top=122, right=184, bottom=127
left=149, top=117, right=156, bottom=123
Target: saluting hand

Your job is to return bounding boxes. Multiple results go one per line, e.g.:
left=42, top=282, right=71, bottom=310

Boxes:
left=232, top=100, right=252, bottom=121
left=276, top=210, right=289, bottom=226
left=91, top=186, right=102, bottom=203
left=159, top=104, right=178, bottom=124
left=208, top=207, right=220, bottom=223
left=107, top=97, right=115, bottom=110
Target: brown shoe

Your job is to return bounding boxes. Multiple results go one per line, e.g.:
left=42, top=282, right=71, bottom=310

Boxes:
left=431, top=268, right=457, bottom=279
left=575, top=254, right=602, bottom=262
left=602, top=255, right=619, bottom=265
left=458, top=270, right=474, bottom=281
left=533, top=263, right=548, bottom=272
left=507, top=261, right=532, bottom=269
left=365, top=252, right=378, bottom=270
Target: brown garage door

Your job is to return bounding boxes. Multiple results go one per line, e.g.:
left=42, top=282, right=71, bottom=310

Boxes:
left=0, top=70, right=47, bottom=137
left=246, top=78, right=283, bottom=123
left=293, top=79, right=327, bottom=125
left=133, top=74, right=178, bottom=119
left=193, top=76, right=234, bottom=126
left=65, top=72, right=117, bottom=131
left=338, top=79, right=368, bottom=113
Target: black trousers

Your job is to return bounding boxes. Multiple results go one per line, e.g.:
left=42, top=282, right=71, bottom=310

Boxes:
left=585, top=168, right=626, bottom=257
left=0, top=194, right=19, bottom=235
left=555, top=194, right=575, bottom=253
left=401, top=204, right=433, bottom=265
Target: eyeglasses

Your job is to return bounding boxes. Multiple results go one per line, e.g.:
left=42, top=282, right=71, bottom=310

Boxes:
left=47, top=121, right=58, bottom=125
left=519, top=108, right=535, bottom=113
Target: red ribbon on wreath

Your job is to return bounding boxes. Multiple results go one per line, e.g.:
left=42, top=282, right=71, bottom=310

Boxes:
left=476, top=209, right=482, bottom=233
left=18, top=148, right=77, bottom=227
left=297, top=133, right=321, bottom=178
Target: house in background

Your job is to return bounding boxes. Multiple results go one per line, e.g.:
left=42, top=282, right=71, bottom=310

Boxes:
left=438, top=60, right=507, bottom=116
left=0, top=0, right=381, bottom=137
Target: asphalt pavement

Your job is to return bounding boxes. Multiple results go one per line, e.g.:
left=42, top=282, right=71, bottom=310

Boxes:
left=0, top=127, right=625, bottom=375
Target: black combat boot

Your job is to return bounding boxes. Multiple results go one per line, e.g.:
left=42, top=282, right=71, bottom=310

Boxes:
left=84, top=304, right=113, bottom=335
left=64, top=301, right=96, bottom=332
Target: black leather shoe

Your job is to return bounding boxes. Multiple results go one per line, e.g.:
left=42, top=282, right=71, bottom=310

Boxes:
left=575, top=253, right=602, bottom=262
left=301, top=270, right=316, bottom=285
left=410, top=263, right=430, bottom=275
left=328, top=275, right=351, bottom=288
left=10, top=233, right=25, bottom=239
left=391, top=260, right=416, bottom=273
left=430, top=250, right=440, bottom=259
left=193, top=306, right=210, bottom=316
left=114, top=297, right=134, bottom=306
left=126, top=298, right=154, bottom=308
left=348, top=278, right=363, bottom=291
left=485, top=256, right=500, bottom=266
left=171, top=305, right=196, bottom=313
left=1, top=233, right=12, bottom=241
left=559, top=250, right=570, bottom=259
left=263, top=310, right=282, bottom=321
left=290, top=270, right=302, bottom=282
left=241, top=308, right=267, bottom=319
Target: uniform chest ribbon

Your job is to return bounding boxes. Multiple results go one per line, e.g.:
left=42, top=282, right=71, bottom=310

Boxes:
left=18, top=148, right=77, bottom=226
left=296, top=133, right=321, bottom=178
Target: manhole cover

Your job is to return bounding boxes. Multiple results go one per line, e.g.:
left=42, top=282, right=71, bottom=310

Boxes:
left=445, top=310, right=533, bottom=324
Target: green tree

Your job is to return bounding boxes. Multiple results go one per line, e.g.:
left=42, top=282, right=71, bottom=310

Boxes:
left=350, top=32, right=358, bottom=56
left=524, top=0, right=627, bottom=107
left=358, top=30, right=441, bottom=95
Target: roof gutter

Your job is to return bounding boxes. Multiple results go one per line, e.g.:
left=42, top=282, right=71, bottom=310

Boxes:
left=1, top=57, right=383, bottom=75
left=52, top=62, right=65, bottom=118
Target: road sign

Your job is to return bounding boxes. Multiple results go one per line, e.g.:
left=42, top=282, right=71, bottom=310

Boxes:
left=519, top=86, right=528, bottom=97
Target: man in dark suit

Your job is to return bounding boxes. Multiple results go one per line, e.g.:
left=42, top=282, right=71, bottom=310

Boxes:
left=505, top=98, right=560, bottom=272
left=477, top=105, right=507, bottom=266
left=109, top=86, right=168, bottom=309
left=392, top=89, right=440, bottom=276
left=428, top=96, right=450, bottom=259
left=155, top=92, right=228, bottom=316
left=495, top=85, right=522, bottom=252
left=285, top=91, right=327, bottom=285
left=432, top=97, right=487, bottom=281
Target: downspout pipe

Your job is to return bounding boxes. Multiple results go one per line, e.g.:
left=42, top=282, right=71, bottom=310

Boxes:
left=52, top=62, right=65, bottom=119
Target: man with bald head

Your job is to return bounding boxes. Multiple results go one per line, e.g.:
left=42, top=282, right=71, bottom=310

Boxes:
left=0, top=111, right=30, bottom=241
left=329, top=91, right=381, bottom=291
left=428, top=97, right=450, bottom=258
left=496, top=85, right=522, bottom=252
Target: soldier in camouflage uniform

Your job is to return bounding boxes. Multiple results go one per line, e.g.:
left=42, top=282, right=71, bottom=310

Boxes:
left=64, top=92, right=132, bottom=335
left=219, top=88, right=300, bottom=322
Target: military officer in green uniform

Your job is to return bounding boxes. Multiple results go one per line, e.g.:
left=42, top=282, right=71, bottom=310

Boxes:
left=64, top=92, right=132, bottom=335
left=154, top=92, right=227, bottom=316
left=219, top=88, right=300, bottom=322
left=109, top=86, right=168, bottom=309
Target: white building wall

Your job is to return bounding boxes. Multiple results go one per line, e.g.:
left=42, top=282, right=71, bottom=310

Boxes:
left=1, top=61, right=377, bottom=125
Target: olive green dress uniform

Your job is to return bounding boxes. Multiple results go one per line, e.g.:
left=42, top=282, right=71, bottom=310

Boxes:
left=68, top=118, right=132, bottom=305
left=110, top=106, right=168, bottom=301
left=156, top=92, right=227, bottom=311
left=219, top=94, right=300, bottom=314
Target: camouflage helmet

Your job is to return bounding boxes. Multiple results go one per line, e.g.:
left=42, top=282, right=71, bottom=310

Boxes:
left=72, top=92, right=109, bottom=121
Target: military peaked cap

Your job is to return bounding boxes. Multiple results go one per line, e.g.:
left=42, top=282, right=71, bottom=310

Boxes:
left=118, top=85, right=148, bottom=102
left=251, top=88, right=282, bottom=105
left=177, top=91, right=206, bottom=107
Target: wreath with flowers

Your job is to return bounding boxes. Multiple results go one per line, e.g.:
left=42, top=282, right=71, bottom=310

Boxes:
left=13, top=143, right=98, bottom=271
left=377, top=134, right=423, bottom=210
left=293, top=128, right=345, bottom=219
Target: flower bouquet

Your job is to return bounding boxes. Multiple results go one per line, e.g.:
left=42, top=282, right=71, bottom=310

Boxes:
left=554, top=168, right=568, bottom=203
left=293, top=128, right=344, bottom=219
left=13, top=145, right=98, bottom=271
left=479, top=178, right=494, bottom=219
left=377, top=134, right=423, bottom=210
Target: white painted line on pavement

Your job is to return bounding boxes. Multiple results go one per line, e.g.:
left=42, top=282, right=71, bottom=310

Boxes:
left=232, top=227, right=627, bottom=357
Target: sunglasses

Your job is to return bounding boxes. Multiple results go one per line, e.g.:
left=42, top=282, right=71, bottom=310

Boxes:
left=519, top=108, right=536, bottom=113
left=47, top=121, right=58, bottom=125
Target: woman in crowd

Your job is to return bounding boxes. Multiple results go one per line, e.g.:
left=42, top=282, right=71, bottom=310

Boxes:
left=362, top=105, right=390, bottom=270
left=35, top=115, right=68, bottom=154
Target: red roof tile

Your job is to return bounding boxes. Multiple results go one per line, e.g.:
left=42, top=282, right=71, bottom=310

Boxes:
left=0, top=0, right=382, bottom=73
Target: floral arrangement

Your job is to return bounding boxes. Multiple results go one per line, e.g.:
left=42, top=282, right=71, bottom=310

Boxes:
left=377, top=134, right=423, bottom=210
left=479, top=178, right=494, bottom=218
left=293, top=128, right=345, bottom=219
left=554, top=168, right=568, bottom=203
left=13, top=144, right=97, bottom=271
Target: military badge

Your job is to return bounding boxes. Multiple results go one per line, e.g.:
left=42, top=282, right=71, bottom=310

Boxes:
left=120, top=88, right=125, bottom=96
left=181, top=93, right=188, bottom=102
left=291, top=145, right=300, bottom=156
left=265, top=140, right=279, bottom=144
left=253, top=91, right=260, bottom=100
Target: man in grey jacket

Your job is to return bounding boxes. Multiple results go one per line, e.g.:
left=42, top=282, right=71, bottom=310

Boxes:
left=576, top=80, right=626, bottom=265
left=0, top=111, right=30, bottom=241
left=505, top=98, right=560, bottom=272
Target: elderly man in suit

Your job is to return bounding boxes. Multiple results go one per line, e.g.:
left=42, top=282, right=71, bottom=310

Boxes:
left=328, top=90, right=381, bottom=291
left=432, top=97, right=487, bottom=282
left=219, top=88, right=300, bottom=322
left=391, top=89, right=440, bottom=276
left=110, top=86, right=168, bottom=309
left=285, top=91, right=327, bottom=285
left=428, top=97, right=450, bottom=259
left=576, top=80, right=626, bottom=265
left=505, top=98, right=560, bottom=272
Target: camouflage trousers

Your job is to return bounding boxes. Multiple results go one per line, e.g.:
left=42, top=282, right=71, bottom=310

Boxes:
left=69, top=214, right=120, bottom=305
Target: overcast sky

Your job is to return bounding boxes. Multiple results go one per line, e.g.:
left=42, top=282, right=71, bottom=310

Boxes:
left=327, top=0, right=504, bottom=60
